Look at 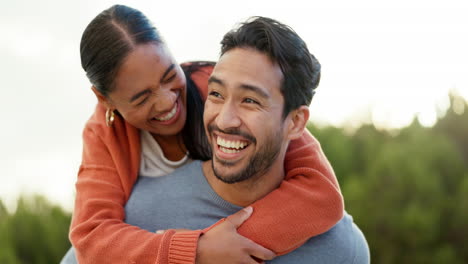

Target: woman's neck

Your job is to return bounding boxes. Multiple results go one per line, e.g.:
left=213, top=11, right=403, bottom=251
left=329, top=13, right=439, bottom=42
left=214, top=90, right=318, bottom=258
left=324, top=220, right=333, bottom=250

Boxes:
left=151, top=133, right=186, bottom=161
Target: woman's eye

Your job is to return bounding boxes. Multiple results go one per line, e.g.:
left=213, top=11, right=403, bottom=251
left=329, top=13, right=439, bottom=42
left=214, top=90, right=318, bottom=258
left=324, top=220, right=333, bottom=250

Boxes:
left=137, top=97, right=149, bottom=106
left=164, top=73, right=176, bottom=83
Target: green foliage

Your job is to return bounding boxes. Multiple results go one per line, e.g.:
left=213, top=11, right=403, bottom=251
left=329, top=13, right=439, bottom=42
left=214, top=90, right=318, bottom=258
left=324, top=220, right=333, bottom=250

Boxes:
left=0, top=195, right=71, bottom=264
left=309, top=94, right=468, bottom=263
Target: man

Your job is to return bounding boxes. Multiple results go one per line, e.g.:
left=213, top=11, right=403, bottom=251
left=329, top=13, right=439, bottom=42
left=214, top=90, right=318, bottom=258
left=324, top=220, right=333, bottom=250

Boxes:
left=192, top=16, right=369, bottom=263
left=63, top=16, right=369, bottom=263
left=125, top=16, right=368, bottom=263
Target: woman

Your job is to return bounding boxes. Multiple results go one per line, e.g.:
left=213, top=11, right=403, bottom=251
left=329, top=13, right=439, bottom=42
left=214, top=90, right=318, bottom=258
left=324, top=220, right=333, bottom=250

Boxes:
left=68, top=5, right=344, bottom=264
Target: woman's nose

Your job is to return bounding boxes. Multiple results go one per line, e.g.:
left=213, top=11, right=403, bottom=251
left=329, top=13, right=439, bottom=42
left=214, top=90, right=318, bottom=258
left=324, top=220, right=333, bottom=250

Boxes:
left=152, top=86, right=178, bottom=113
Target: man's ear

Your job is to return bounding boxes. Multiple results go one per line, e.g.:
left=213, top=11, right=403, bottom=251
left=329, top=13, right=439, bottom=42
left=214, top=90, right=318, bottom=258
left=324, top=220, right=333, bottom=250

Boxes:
left=91, top=86, right=113, bottom=108
left=285, top=106, right=310, bottom=140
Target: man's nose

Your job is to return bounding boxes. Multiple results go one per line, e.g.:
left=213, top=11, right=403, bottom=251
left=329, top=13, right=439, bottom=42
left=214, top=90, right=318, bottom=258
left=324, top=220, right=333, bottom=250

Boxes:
left=216, top=102, right=241, bottom=130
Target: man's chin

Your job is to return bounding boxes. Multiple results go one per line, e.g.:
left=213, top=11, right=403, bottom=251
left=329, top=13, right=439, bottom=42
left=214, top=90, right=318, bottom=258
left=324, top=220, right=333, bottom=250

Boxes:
left=212, top=162, right=250, bottom=184
left=214, top=174, right=239, bottom=184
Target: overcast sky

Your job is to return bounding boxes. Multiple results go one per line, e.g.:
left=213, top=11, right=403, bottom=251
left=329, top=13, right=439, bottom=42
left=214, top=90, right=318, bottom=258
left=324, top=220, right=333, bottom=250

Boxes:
left=1, top=0, right=467, bottom=211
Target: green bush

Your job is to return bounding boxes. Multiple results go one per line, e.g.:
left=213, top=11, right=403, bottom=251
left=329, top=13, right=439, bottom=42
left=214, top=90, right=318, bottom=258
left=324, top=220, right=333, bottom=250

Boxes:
left=309, top=94, right=468, bottom=263
left=0, top=196, right=71, bottom=264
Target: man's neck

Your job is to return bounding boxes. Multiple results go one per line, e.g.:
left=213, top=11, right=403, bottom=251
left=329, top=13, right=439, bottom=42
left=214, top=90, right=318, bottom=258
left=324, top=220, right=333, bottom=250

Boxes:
left=201, top=157, right=286, bottom=207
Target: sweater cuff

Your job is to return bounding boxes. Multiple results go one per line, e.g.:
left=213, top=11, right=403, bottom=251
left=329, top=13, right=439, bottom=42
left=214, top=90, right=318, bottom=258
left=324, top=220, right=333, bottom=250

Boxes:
left=168, top=230, right=203, bottom=264
left=201, top=218, right=226, bottom=233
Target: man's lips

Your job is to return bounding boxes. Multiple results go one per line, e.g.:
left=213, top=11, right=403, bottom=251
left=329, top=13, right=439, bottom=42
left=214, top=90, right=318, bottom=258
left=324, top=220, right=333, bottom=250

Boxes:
left=216, top=136, right=249, bottom=153
left=207, top=125, right=256, bottom=159
left=207, top=124, right=256, bottom=143
left=213, top=133, right=252, bottom=160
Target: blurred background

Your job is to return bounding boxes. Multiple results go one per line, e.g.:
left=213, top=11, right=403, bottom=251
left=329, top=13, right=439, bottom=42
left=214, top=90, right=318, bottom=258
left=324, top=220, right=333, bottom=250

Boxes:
left=1, top=0, right=467, bottom=263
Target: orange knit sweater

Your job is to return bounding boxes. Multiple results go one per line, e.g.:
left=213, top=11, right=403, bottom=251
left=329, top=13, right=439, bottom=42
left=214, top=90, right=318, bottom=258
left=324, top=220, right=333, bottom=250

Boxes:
left=69, top=64, right=344, bottom=264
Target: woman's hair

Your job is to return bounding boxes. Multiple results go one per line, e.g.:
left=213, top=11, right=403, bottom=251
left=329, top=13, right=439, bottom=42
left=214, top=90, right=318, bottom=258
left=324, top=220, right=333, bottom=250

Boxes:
left=80, top=5, right=162, bottom=96
left=182, top=62, right=214, bottom=161
left=81, top=5, right=210, bottom=160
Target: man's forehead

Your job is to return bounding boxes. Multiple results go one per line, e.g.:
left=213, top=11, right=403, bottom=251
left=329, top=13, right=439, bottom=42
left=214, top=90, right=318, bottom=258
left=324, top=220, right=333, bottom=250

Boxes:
left=212, top=47, right=283, bottom=91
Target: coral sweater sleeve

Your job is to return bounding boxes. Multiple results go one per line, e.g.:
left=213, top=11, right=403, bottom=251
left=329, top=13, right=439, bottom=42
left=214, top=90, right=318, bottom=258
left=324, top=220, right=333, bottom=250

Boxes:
left=70, top=104, right=202, bottom=264
left=191, top=64, right=344, bottom=255
left=237, top=130, right=344, bottom=255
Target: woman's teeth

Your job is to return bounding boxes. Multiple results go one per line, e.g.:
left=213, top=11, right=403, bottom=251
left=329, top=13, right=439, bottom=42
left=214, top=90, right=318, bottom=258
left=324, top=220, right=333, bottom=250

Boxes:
left=155, top=104, right=177, bottom=121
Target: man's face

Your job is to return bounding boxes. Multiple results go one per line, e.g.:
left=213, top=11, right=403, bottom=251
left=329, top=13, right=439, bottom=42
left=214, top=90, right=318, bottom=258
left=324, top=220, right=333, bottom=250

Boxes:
left=204, top=47, right=288, bottom=184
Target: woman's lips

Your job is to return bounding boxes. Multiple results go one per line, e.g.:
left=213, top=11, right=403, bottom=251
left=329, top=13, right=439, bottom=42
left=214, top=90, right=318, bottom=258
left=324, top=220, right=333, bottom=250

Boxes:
left=151, top=97, right=182, bottom=125
left=154, top=102, right=177, bottom=121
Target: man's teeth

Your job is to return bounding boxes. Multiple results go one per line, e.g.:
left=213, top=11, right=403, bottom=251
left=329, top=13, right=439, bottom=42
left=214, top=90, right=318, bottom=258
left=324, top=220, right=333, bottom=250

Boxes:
left=220, top=147, right=240, bottom=154
left=155, top=104, right=177, bottom=121
left=217, top=137, right=248, bottom=150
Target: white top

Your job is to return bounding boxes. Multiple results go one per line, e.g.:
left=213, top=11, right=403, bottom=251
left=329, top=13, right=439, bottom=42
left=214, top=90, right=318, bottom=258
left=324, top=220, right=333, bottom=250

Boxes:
left=139, top=130, right=191, bottom=178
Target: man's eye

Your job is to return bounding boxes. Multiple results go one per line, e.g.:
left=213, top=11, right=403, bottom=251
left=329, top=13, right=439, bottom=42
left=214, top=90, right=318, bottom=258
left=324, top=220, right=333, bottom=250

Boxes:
left=244, top=98, right=259, bottom=104
left=209, top=91, right=222, bottom=98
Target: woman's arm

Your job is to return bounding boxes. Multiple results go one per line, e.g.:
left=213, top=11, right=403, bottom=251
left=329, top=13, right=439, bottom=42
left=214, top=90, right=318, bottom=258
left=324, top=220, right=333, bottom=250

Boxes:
left=236, top=129, right=344, bottom=255
left=69, top=107, right=202, bottom=264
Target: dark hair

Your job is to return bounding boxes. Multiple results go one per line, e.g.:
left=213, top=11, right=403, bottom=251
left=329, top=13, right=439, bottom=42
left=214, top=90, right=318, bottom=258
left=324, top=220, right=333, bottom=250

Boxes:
left=80, top=5, right=210, bottom=160
left=182, top=62, right=214, bottom=161
left=220, top=16, right=321, bottom=118
left=80, top=5, right=162, bottom=96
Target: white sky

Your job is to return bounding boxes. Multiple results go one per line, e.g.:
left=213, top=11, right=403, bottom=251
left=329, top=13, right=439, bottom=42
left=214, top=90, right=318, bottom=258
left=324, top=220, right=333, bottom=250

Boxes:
left=1, top=0, right=467, bottom=211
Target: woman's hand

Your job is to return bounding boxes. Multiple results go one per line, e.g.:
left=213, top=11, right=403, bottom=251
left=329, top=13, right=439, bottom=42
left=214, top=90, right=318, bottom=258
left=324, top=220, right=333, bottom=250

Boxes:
left=196, top=207, right=276, bottom=264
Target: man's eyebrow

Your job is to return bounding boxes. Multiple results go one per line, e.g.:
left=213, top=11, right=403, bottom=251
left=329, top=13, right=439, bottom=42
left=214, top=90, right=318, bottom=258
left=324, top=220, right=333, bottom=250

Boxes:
left=129, top=64, right=176, bottom=103
left=209, top=75, right=269, bottom=99
left=239, top=84, right=270, bottom=99
left=208, top=75, right=223, bottom=85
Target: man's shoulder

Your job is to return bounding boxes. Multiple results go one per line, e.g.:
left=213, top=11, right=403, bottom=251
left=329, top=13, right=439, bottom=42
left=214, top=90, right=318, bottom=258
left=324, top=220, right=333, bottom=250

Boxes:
left=273, top=213, right=370, bottom=264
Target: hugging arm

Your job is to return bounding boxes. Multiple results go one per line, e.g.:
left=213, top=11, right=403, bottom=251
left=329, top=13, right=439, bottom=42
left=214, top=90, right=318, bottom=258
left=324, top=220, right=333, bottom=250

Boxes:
left=69, top=115, right=202, bottom=264
left=236, top=130, right=344, bottom=255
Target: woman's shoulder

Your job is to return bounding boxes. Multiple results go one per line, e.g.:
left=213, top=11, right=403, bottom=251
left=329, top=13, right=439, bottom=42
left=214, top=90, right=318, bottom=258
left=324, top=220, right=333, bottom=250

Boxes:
left=83, top=103, right=106, bottom=134
left=81, top=102, right=140, bottom=169
left=181, top=61, right=215, bottom=100
left=83, top=103, right=138, bottom=145
left=84, top=103, right=113, bottom=135
left=181, top=61, right=215, bottom=76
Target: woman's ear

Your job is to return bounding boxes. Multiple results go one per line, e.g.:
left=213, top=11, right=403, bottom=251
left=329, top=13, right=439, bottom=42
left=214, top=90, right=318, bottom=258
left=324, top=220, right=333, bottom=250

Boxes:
left=91, top=86, right=113, bottom=108
left=285, top=106, right=310, bottom=140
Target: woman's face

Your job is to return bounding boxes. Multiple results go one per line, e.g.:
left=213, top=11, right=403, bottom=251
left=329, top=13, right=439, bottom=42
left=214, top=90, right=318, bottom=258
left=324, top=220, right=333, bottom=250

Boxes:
left=107, top=43, right=187, bottom=137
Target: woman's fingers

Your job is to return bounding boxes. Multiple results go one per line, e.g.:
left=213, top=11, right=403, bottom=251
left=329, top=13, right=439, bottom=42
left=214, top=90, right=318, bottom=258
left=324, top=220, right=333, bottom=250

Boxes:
left=243, top=237, right=276, bottom=261
left=225, top=206, right=253, bottom=228
left=196, top=207, right=277, bottom=264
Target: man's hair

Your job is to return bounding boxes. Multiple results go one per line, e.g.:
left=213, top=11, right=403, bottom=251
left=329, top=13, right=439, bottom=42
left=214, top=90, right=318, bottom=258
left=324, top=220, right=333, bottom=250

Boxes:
left=220, top=16, right=321, bottom=118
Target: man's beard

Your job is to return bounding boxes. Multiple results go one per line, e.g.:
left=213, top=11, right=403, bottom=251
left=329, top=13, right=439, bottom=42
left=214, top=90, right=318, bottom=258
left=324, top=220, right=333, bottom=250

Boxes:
left=208, top=124, right=283, bottom=184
